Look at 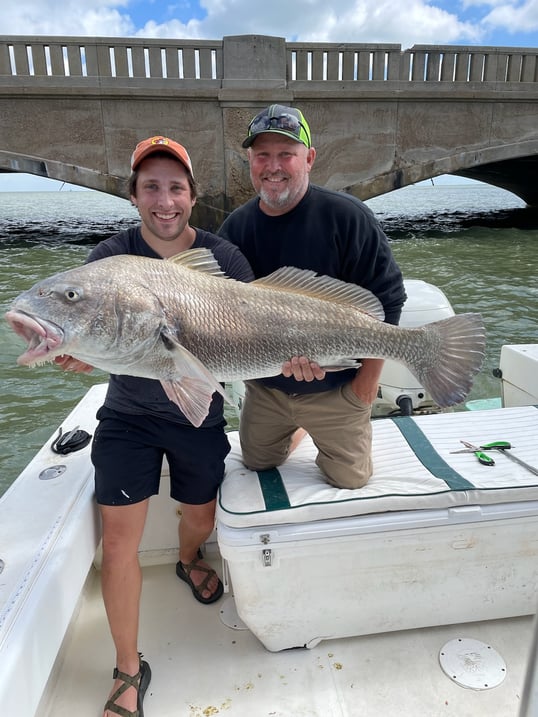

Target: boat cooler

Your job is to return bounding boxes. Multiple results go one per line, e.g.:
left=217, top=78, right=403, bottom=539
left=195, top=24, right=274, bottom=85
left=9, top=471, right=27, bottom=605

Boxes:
left=217, top=405, right=538, bottom=651
left=499, top=344, right=538, bottom=407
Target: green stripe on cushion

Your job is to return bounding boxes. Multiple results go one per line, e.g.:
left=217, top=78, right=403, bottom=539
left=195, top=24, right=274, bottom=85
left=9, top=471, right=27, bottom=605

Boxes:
left=392, top=416, right=475, bottom=490
left=257, top=468, right=291, bottom=511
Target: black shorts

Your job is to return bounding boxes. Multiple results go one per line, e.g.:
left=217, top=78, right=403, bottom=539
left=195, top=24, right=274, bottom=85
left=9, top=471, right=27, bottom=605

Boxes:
left=91, top=406, right=230, bottom=506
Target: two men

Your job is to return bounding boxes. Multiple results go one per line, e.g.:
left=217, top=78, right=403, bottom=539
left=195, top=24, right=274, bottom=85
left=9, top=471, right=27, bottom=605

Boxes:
left=60, top=107, right=405, bottom=717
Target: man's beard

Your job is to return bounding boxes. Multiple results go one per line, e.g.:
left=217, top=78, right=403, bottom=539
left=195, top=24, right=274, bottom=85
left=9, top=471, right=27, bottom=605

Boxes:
left=258, top=185, right=291, bottom=210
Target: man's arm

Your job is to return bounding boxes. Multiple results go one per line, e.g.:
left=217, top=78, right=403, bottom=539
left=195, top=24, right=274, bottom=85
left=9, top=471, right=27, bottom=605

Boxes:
left=349, top=358, right=384, bottom=404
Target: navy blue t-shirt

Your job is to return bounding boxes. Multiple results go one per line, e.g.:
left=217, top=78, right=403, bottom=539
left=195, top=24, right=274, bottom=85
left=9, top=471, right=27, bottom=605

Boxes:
left=219, top=184, right=406, bottom=394
left=87, top=226, right=254, bottom=425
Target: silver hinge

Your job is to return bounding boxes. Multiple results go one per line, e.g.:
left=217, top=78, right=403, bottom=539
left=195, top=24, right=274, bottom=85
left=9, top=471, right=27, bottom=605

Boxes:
left=262, top=548, right=272, bottom=567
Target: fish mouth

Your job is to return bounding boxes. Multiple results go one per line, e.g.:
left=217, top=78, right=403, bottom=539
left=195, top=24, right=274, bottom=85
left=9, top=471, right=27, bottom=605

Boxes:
left=4, top=309, right=64, bottom=365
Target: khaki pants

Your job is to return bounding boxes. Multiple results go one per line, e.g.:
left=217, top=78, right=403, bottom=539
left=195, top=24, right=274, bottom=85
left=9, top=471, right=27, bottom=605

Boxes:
left=239, top=380, right=373, bottom=489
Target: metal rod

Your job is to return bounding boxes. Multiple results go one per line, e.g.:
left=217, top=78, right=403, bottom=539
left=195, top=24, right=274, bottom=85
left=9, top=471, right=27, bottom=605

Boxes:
left=497, top=449, right=538, bottom=477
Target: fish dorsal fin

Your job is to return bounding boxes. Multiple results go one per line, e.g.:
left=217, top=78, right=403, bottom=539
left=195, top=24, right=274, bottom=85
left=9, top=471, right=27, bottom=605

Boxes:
left=253, top=267, right=385, bottom=320
left=167, top=248, right=227, bottom=278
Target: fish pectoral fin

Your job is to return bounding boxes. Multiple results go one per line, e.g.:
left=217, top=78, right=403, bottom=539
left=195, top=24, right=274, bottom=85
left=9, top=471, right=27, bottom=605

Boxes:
left=161, top=333, right=232, bottom=426
left=161, top=378, right=218, bottom=428
left=321, top=359, right=362, bottom=372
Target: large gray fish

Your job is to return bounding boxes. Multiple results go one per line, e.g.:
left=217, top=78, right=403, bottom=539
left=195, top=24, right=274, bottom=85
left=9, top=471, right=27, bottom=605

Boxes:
left=5, top=249, right=486, bottom=427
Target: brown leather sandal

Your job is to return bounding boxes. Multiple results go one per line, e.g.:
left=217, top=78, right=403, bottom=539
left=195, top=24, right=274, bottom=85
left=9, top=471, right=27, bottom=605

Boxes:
left=175, top=554, right=224, bottom=604
left=104, top=653, right=151, bottom=717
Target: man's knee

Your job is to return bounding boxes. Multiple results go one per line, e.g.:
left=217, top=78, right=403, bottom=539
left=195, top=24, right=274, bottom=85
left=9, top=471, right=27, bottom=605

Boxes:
left=239, top=431, right=293, bottom=472
left=180, top=501, right=217, bottom=533
left=316, top=454, right=373, bottom=490
left=240, top=447, right=284, bottom=472
left=241, top=442, right=289, bottom=471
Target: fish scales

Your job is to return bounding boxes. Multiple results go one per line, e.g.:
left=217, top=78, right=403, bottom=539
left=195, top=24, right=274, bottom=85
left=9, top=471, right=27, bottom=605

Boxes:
left=5, top=249, right=486, bottom=427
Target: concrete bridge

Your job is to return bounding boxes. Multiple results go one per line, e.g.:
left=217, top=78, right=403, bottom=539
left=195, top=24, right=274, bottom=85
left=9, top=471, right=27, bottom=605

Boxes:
left=1, top=34, right=537, bottom=229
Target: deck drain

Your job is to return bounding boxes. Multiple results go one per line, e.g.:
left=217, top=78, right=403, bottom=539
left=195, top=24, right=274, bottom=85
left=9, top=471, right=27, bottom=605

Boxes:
left=439, top=637, right=506, bottom=690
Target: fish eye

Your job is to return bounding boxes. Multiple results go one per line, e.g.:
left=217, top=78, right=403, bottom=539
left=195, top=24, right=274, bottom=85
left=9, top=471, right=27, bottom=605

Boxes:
left=64, top=287, right=81, bottom=302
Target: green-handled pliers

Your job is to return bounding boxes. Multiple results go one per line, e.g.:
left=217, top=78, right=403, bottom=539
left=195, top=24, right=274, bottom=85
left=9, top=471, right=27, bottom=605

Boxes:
left=450, top=440, right=502, bottom=466
left=451, top=440, right=538, bottom=475
left=477, top=440, right=538, bottom=476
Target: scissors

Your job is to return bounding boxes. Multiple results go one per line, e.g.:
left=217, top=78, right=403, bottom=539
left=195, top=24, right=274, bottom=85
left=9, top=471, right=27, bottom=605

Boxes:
left=450, top=440, right=500, bottom=466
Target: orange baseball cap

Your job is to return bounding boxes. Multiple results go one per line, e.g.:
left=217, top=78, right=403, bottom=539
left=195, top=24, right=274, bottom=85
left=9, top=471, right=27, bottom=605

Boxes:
left=130, top=136, right=194, bottom=176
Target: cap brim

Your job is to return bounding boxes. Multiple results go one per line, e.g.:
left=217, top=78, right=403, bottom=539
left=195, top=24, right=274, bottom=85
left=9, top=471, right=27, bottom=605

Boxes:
left=242, top=129, right=306, bottom=149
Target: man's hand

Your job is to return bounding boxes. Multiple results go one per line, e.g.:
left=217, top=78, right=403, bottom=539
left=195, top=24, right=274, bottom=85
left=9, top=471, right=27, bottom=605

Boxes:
left=54, top=355, right=94, bottom=374
left=281, top=356, right=326, bottom=382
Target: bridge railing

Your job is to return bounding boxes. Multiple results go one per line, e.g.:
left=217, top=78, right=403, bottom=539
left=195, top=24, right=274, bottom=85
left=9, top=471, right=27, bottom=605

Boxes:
left=0, top=37, right=222, bottom=80
left=289, top=43, right=538, bottom=82
left=0, top=35, right=537, bottom=84
left=404, top=44, right=538, bottom=82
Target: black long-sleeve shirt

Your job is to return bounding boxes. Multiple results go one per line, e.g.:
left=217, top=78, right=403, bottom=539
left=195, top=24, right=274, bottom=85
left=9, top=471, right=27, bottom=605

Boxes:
left=218, top=184, right=406, bottom=394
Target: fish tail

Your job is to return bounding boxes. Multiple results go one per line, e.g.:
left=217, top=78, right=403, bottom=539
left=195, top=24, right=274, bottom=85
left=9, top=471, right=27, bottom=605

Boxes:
left=409, top=313, right=486, bottom=407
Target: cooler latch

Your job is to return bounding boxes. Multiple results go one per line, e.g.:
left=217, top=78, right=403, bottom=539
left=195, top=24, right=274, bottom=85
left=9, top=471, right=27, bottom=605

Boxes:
left=259, top=534, right=272, bottom=567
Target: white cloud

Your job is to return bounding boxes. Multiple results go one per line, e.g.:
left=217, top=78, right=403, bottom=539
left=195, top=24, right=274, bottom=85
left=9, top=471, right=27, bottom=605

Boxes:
left=3, top=0, right=135, bottom=37
left=133, top=19, right=199, bottom=39
left=482, top=0, right=538, bottom=34
left=176, top=0, right=483, bottom=47
left=292, top=1, right=483, bottom=46
left=2, top=0, right=484, bottom=47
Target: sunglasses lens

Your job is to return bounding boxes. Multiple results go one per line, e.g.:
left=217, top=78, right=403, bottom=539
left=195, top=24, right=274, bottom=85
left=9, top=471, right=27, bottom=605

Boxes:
left=250, top=113, right=300, bottom=136
left=246, top=108, right=311, bottom=148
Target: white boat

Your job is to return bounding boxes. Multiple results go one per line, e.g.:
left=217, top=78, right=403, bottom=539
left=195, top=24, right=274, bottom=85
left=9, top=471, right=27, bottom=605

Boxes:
left=1, top=281, right=538, bottom=717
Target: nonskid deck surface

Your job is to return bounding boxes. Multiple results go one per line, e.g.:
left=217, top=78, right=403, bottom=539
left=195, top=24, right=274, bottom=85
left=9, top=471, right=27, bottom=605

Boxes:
left=38, top=558, right=532, bottom=717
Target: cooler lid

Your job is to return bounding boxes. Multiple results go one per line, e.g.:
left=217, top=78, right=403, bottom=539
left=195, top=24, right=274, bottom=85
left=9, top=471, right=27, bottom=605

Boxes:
left=217, top=405, right=538, bottom=529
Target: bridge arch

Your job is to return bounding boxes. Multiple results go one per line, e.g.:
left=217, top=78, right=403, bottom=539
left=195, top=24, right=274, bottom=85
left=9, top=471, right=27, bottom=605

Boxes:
left=0, top=150, right=126, bottom=197
left=335, top=140, right=538, bottom=205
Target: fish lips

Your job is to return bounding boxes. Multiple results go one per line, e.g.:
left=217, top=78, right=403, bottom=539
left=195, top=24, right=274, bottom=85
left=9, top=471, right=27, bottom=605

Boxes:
left=4, top=309, right=65, bottom=365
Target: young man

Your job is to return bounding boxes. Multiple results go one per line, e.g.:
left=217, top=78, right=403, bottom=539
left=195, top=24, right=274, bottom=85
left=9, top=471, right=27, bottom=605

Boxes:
left=219, top=104, right=407, bottom=490
left=57, top=136, right=253, bottom=717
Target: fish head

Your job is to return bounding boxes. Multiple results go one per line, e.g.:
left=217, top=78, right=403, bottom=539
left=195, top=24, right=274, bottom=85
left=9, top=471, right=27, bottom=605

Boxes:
left=5, top=257, right=168, bottom=369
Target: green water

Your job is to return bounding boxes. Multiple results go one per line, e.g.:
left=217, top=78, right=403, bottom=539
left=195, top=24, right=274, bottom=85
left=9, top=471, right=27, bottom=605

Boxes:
left=1, top=185, right=536, bottom=495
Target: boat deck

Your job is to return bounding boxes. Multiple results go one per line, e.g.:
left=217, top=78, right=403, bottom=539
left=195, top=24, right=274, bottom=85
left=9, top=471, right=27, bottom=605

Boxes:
left=37, top=555, right=533, bottom=717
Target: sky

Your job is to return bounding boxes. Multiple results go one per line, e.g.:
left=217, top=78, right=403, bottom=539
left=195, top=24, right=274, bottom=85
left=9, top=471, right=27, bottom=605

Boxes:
left=2, top=0, right=538, bottom=191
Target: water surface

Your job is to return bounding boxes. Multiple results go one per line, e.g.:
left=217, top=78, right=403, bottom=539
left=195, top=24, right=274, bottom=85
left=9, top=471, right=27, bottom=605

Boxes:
left=1, top=185, right=536, bottom=494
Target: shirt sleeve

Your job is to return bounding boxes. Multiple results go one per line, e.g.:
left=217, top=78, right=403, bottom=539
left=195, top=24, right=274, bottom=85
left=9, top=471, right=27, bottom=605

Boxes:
left=336, top=202, right=406, bottom=326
